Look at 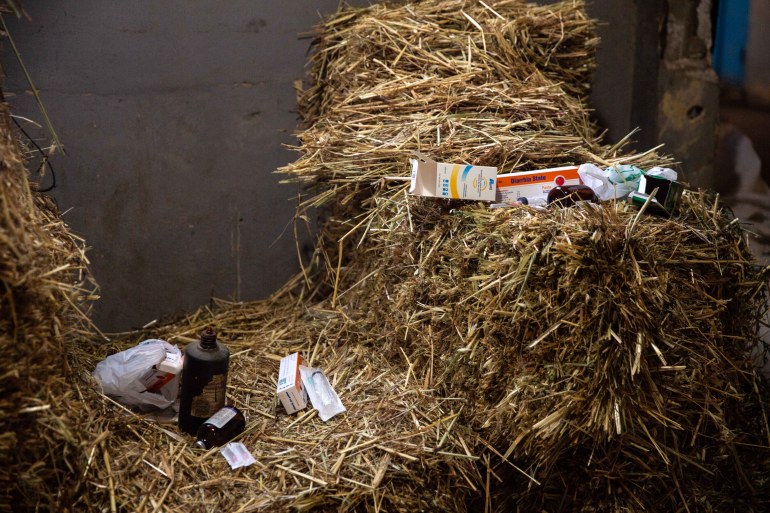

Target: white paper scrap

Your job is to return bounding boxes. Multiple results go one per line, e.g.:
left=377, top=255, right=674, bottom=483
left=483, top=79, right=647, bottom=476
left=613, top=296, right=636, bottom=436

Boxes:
left=220, top=442, right=255, bottom=470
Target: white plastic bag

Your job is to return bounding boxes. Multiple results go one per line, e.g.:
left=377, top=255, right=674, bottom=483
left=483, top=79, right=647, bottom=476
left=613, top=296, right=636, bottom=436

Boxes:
left=93, top=339, right=181, bottom=409
left=577, top=163, right=612, bottom=200
left=578, top=163, right=661, bottom=201
left=607, top=165, right=644, bottom=198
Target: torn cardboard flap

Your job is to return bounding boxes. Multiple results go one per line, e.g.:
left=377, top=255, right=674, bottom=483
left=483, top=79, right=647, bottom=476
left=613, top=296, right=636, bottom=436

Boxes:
left=409, top=152, right=497, bottom=201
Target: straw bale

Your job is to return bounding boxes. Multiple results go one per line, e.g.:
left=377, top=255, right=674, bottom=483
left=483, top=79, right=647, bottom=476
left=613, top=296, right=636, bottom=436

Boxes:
left=279, top=0, right=661, bottom=299
left=286, top=0, right=603, bottom=196
left=276, top=0, right=770, bottom=509
left=70, top=293, right=482, bottom=512
left=75, top=195, right=769, bottom=512
left=0, top=102, right=98, bottom=511
left=329, top=189, right=770, bottom=510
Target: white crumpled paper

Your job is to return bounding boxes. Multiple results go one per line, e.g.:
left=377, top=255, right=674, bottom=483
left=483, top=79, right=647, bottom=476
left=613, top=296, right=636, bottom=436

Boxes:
left=93, top=339, right=181, bottom=409
left=578, top=163, right=677, bottom=201
left=646, top=166, right=678, bottom=181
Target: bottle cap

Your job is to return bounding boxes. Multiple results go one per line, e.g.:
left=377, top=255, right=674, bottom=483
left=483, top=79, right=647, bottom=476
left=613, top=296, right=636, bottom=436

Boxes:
left=194, top=440, right=208, bottom=450
left=200, top=326, right=217, bottom=350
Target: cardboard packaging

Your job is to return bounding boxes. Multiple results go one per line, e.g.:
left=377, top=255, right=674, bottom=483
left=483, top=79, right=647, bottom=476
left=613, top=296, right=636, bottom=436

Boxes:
left=409, top=151, right=497, bottom=201
left=495, top=166, right=580, bottom=204
left=277, top=352, right=308, bottom=414
left=138, top=345, right=184, bottom=394
left=637, top=174, right=684, bottom=212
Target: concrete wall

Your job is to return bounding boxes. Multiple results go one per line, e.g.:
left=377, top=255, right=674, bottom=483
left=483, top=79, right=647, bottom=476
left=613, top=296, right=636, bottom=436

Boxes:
left=1, top=1, right=369, bottom=331
left=745, top=0, right=770, bottom=104
left=1, top=0, right=711, bottom=332
left=585, top=0, right=641, bottom=144
left=656, top=0, right=718, bottom=189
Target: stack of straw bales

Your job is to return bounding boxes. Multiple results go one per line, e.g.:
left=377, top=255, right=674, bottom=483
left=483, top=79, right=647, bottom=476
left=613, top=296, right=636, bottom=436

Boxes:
left=274, top=2, right=770, bottom=510
left=0, top=101, right=98, bottom=511
left=32, top=0, right=770, bottom=511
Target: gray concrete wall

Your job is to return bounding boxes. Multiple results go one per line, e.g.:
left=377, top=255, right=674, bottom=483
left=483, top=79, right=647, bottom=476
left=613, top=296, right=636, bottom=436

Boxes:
left=586, top=0, right=641, bottom=144
left=2, top=0, right=706, bottom=332
left=2, top=1, right=369, bottom=332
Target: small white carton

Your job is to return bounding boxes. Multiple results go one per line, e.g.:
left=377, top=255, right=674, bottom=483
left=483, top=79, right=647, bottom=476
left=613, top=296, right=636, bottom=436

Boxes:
left=276, top=352, right=308, bottom=414
left=158, top=347, right=183, bottom=374
left=409, top=151, right=497, bottom=201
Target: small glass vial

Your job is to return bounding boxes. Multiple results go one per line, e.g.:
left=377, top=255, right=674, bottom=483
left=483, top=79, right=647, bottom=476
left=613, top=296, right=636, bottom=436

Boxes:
left=195, top=405, right=246, bottom=449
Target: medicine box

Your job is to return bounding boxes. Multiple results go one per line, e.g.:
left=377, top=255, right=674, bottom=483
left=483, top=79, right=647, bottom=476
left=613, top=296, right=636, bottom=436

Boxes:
left=409, top=151, right=497, bottom=201
left=277, top=352, right=308, bottom=414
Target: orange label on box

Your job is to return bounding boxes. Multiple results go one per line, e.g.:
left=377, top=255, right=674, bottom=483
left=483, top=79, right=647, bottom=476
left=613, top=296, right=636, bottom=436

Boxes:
left=495, top=166, right=580, bottom=203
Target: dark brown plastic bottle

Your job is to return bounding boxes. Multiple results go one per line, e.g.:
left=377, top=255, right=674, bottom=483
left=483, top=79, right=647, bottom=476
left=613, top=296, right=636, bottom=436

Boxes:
left=178, top=327, right=229, bottom=435
left=194, top=405, right=246, bottom=449
left=547, top=184, right=598, bottom=207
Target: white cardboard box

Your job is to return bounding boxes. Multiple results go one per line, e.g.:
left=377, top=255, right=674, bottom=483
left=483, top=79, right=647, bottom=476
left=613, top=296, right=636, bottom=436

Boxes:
left=277, top=352, right=308, bottom=414
left=158, top=346, right=183, bottom=374
left=409, top=152, right=497, bottom=201
left=138, top=344, right=183, bottom=394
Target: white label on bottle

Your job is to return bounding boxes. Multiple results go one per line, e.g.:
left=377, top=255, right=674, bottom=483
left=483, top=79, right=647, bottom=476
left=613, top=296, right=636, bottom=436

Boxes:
left=206, top=407, right=237, bottom=428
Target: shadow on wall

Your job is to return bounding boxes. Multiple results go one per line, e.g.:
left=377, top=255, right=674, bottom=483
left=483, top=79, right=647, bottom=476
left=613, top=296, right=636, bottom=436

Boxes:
left=716, top=104, right=770, bottom=265
left=715, top=106, right=770, bottom=379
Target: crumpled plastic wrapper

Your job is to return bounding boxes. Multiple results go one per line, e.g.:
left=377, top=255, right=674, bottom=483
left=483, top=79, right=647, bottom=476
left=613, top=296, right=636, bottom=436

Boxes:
left=578, top=163, right=677, bottom=201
